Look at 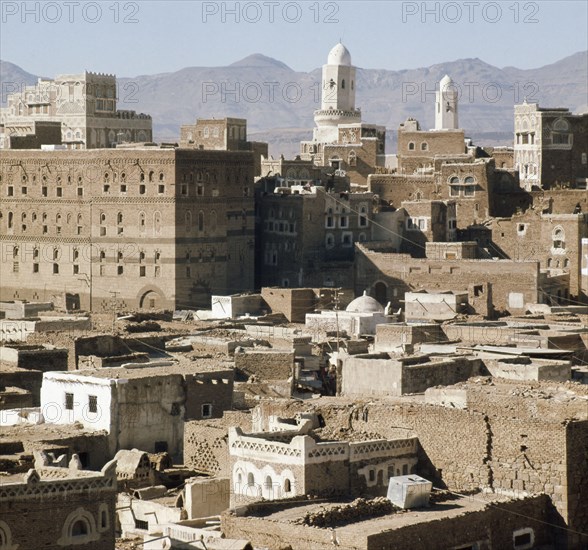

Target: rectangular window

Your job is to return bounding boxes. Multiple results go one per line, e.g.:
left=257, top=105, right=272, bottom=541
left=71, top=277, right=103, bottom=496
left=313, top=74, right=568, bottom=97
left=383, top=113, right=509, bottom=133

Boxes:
left=21, top=186, right=27, bottom=195
left=73, top=264, right=79, bottom=274
left=139, top=184, right=146, bottom=194
left=53, top=263, right=59, bottom=274
left=88, top=395, right=98, bottom=413
left=464, top=186, right=475, bottom=197
left=158, top=185, right=165, bottom=194
left=12, top=262, right=19, bottom=273
left=134, top=519, right=149, bottom=531
left=201, top=403, right=213, bottom=418
left=77, top=187, right=83, bottom=196
left=139, top=266, right=146, bottom=277
left=77, top=226, right=82, bottom=235
left=33, top=263, right=39, bottom=273
left=7, top=186, right=14, bottom=196
left=43, top=225, right=48, bottom=234
left=103, top=184, right=110, bottom=193
left=65, top=393, right=74, bottom=410
left=117, top=266, right=123, bottom=275
left=56, top=187, right=62, bottom=197
left=120, top=185, right=127, bottom=193
left=181, top=184, right=187, bottom=195
left=42, top=186, right=48, bottom=197
left=154, top=266, right=160, bottom=277
left=100, top=227, right=106, bottom=236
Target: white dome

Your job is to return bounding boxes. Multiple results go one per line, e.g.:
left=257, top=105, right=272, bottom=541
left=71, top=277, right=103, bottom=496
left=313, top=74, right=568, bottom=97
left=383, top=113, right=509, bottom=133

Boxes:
left=440, top=74, right=453, bottom=89
left=327, top=43, right=352, bottom=66
left=346, top=291, right=384, bottom=314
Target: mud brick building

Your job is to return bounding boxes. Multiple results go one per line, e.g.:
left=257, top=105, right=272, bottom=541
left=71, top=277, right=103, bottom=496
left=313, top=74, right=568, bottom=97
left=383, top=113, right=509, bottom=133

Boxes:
left=514, top=101, right=588, bottom=190
left=179, top=117, right=268, bottom=176
left=0, top=459, right=117, bottom=550
left=228, top=425, right=418, bottom=503
left=40, top=362, right=234, bottom=457
left=354, top=241, right=552, bottom=315
left=0, top=71, right=152, bottom=149
left=253, top=379, right=588, bottom=549
left=0, top=148, right=255, bottom=311
left=471, top=210, right=588, bottom=303
left=256, top=185, right=373, bottom=288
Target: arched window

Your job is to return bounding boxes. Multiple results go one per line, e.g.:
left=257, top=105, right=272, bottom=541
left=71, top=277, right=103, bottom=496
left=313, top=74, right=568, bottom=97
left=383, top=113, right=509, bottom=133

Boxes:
left=449, top=176, right=460, bottom=184
left=265, top=475, right=273, bottom=490
left=247, top=473, right=254, bottom=486
left=117, top=212, right=123, bottom=225
left=552, top=226, right=565, bottom=249
left=71, top=519, right=89, bottom=537
left=0, top=520, right=15, bottom=550
left=464, top=176, right=475, bottom=183
left=185, top=211, right=192, bottom=232
left=12, top=246, right=19, bottom=259
left=348, top=150, right=357, bottom=166
left=210, top=211, right=217, bottom=233
left=284, top=478, right=291, bottom=493
left=341, top=79, right=345, bottom=89
left=421, top=142, right=428, bottom=151
left=408, top=142, right=415, bottom=151
left=149, top=171, right=154, bottom=182
left=198, top=211, right=204, bottom=232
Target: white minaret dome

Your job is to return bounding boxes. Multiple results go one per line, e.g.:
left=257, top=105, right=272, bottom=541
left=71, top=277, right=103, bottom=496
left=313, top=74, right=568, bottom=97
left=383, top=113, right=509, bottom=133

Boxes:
left=327, top=43, right=352, bottom=66
left=440, top=74, right=453, bottom=89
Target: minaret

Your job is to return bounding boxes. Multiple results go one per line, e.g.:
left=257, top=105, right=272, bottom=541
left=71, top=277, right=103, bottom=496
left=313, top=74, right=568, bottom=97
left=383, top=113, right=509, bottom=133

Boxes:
left=435, top=75, right=458, bottom=130
left=313, top=43, right=361, bottom=142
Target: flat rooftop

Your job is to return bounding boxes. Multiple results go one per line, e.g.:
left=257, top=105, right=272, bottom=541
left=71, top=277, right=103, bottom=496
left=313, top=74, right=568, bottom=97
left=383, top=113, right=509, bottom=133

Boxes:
left=45, top=356, right=234, bottom=381
left=242, top=492, right=522, bottom=537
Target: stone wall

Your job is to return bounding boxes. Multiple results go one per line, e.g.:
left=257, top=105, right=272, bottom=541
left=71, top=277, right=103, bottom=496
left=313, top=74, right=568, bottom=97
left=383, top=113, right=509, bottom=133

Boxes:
left=354, top=243, right=540, bottom=315
left=234, top=350, right=294, bottom=381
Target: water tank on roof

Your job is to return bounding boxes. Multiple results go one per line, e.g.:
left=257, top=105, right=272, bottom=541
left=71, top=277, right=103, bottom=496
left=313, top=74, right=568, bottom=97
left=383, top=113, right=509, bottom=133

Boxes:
left=387, top=475, right=432, bottom=509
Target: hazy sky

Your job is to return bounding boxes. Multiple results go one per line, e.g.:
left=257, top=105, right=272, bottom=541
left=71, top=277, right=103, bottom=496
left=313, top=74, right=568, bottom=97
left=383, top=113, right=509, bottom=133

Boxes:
left=1, top=0, right=587, bottom=76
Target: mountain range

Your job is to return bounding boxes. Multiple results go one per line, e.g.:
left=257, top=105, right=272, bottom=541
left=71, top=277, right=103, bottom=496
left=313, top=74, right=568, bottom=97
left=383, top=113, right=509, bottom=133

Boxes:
left=1, top=51, right=587, bottom=158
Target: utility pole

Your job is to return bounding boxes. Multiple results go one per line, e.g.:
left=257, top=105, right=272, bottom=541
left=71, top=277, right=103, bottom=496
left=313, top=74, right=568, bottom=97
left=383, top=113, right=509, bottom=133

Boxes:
left=109, top=291, right=119, bottom=334
left=332, top=288, right=343, bottom=353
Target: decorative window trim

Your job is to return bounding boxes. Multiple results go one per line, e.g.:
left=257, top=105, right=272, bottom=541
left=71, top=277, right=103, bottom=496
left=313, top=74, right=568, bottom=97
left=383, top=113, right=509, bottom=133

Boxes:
left=57, top=507, right=99, bottom=546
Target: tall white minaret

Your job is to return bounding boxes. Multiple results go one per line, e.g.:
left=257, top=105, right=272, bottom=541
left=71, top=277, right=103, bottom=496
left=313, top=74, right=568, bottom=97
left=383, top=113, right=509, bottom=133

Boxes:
left=321, top=43, right=356, bottom=111
left=313, top=43, right=361, bottom=142
left=435, top=75, right=459, bottom=130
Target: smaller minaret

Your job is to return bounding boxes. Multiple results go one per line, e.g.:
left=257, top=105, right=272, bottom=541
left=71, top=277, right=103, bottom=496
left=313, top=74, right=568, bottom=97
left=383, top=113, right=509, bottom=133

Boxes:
left=435, top=75, right=458, bottom=130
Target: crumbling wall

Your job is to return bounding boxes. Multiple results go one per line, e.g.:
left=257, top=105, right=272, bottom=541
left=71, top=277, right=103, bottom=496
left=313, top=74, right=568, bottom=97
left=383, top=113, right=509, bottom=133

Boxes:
left=234, top=351, right=294, bottom=381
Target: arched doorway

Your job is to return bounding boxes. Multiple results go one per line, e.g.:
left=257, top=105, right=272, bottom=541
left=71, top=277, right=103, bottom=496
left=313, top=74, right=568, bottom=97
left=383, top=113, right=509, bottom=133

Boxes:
left=140, top=290, right=161, bottom=309
left=374, top=282, right=387, bottom=305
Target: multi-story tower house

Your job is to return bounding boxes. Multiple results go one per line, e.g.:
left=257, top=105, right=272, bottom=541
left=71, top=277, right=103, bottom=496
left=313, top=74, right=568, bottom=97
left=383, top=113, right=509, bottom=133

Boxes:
left=513, top=101, right=588, bottom=191
left=0, top=148, right=255, bottom=311
left=0, top=72, right=152, bottom=149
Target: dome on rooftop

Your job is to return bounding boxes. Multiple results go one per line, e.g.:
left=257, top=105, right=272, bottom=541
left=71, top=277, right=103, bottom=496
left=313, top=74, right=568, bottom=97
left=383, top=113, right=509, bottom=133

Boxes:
left=346, top=291, right=384, bottom=314
left=328, top=43, right=352, bottom=66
